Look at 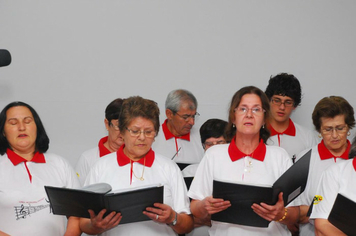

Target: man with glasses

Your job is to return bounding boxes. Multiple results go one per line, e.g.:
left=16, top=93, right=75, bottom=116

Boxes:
left=153, top=89, right=204, bottom=171
left=265, top=73, right=318, bottom=163
left=265, top=74, right=318, bottom=236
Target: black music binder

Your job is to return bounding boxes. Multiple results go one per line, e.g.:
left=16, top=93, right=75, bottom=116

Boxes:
left=328, top=193, right=356, bottom=236
left=212, top=149, right=311, bottom=227
left=45, top=183, right=164, bottom=224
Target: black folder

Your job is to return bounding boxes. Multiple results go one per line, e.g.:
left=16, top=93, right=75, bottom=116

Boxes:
left=212, top=149, right=311, bottom=227
left=184, top=176, right=194, bottom=190
left=45, top=183, right=164, bottom=225
left=328, top=193, right=356, bottom=236
left=177, top=163, right=191, bottom=171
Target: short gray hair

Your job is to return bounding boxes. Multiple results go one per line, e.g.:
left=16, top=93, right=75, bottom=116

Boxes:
left=165, top=89, right=197, bottom=113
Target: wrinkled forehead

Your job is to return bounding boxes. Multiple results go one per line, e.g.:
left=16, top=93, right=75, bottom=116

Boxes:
left=178, top=101, right=196, bottom=113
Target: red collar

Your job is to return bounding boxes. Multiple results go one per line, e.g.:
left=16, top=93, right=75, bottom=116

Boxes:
left=318, top=140, right=351, bottom=160
left=268, top=119, right=296, bottom=136
left=228, top=136, right=266, bottom=162
left=116, top=145, right=154, bottom=167
left=7, top=149, right=45, bottom=183
left=7, top=148, right=45, bottom=165
left=353, top=158, right=356, bottom=171
left=98, top=136, right=111, bottom=157
left=162, top=119, right=190, bottom=141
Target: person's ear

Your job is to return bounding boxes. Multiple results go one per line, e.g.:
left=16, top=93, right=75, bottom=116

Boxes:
left=104, top=119, right=110, bottom=131
left=166, top=109, right=174, bottom=120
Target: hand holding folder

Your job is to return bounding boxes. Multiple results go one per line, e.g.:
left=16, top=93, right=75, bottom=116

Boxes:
left=45, top=183, right=164, bottom=225
left=211, top=149, right=311, bottom=227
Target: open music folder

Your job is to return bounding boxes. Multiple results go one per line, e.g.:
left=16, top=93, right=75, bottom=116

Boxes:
left=328, top=193, right=356, bottom=236
left=45, top=183, right=164, bottom=224
left=212, top=149, right=311, bottom=227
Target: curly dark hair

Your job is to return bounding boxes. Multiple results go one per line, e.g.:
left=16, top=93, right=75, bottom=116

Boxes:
left=265, top=73, right=302, bottom=107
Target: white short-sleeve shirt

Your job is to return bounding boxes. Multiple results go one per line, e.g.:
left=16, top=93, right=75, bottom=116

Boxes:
left=75, top=136, right=112, bottom=186
left=310, top=158, right=356, bottom=221
left=153, top=120, right=204, bottom=166
left=267, top=119, right=318, bottom=160
left=188, top=138, right=292, bottom=236
left=295, top=140, right=351, bottom=236
left=85, top=145, right=191, bottom=236
left=0, top=151, right=80, bottom=236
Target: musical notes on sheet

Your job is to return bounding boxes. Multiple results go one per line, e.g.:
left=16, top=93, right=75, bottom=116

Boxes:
left=14, top=203, right=50, bottom=220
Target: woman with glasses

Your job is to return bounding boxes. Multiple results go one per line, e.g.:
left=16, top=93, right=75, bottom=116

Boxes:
left=188, top=86, right=298, bottom=235
left=296, top=96, right=355, bottom=236
left=75, top=98, right=124, bottom=186
left=79, top=96, right=193, bottom=236
left=309, top=136, right=356, bottom=235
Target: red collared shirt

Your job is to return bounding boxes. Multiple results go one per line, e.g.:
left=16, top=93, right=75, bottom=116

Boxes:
left=268, top=119, right=296, bottom=146
left=98, top=136, right=111, bottom=157
left=116, top=145, right=155, bottom=184
left=318, top=140, right=351, bottom=161
left=162, top=119, right=190, bottom=141
left=7, top=148, right=46, bottom=182
left=228, top=136, right=266, bottom=162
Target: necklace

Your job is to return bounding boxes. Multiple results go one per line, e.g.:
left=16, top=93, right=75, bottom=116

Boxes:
left=244, top=150, right=254, bottom=173
left=244, top=156, right=253, bottom=172
left=130, top=157, right=146, bottom=181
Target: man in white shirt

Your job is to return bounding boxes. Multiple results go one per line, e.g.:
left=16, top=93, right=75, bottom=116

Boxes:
left=265, top=73, right=318, bottom=162
left=153, top=89, right=204, bottom=171
left=265, top=73, right=318, bottom=236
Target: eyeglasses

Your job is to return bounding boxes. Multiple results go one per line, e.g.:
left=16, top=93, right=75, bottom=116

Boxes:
left=175, top=112, right=200, bottom=121
left=271, top=98, right=294, bottom=107
left=125, top=127, right=156, bottom=138
left=234, top=107, right=265, bottom=116
left=110, top=121, right=120, bottom=131
left=321, top=125, right=348, bottom=135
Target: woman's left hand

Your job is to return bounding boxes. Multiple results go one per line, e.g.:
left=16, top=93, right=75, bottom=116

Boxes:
left=251, top=192, right=285, bottom=222
left=143, top=203, right=175, bottom=224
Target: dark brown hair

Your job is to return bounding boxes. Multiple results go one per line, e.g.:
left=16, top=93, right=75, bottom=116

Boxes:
left=0, top=101, right=49, bottom=155
left=118, top=96, right=160, bottom=136
left=226, top=86, right=270, bottom=143
left=312, top=96, right=355, bottom=133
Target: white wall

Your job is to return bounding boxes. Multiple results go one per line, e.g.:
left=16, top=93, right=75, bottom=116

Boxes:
left=0, top=1, right=355, bottom=167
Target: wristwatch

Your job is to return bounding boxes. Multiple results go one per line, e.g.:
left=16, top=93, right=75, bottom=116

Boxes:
left=168, top=212, right=178, bottom=226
